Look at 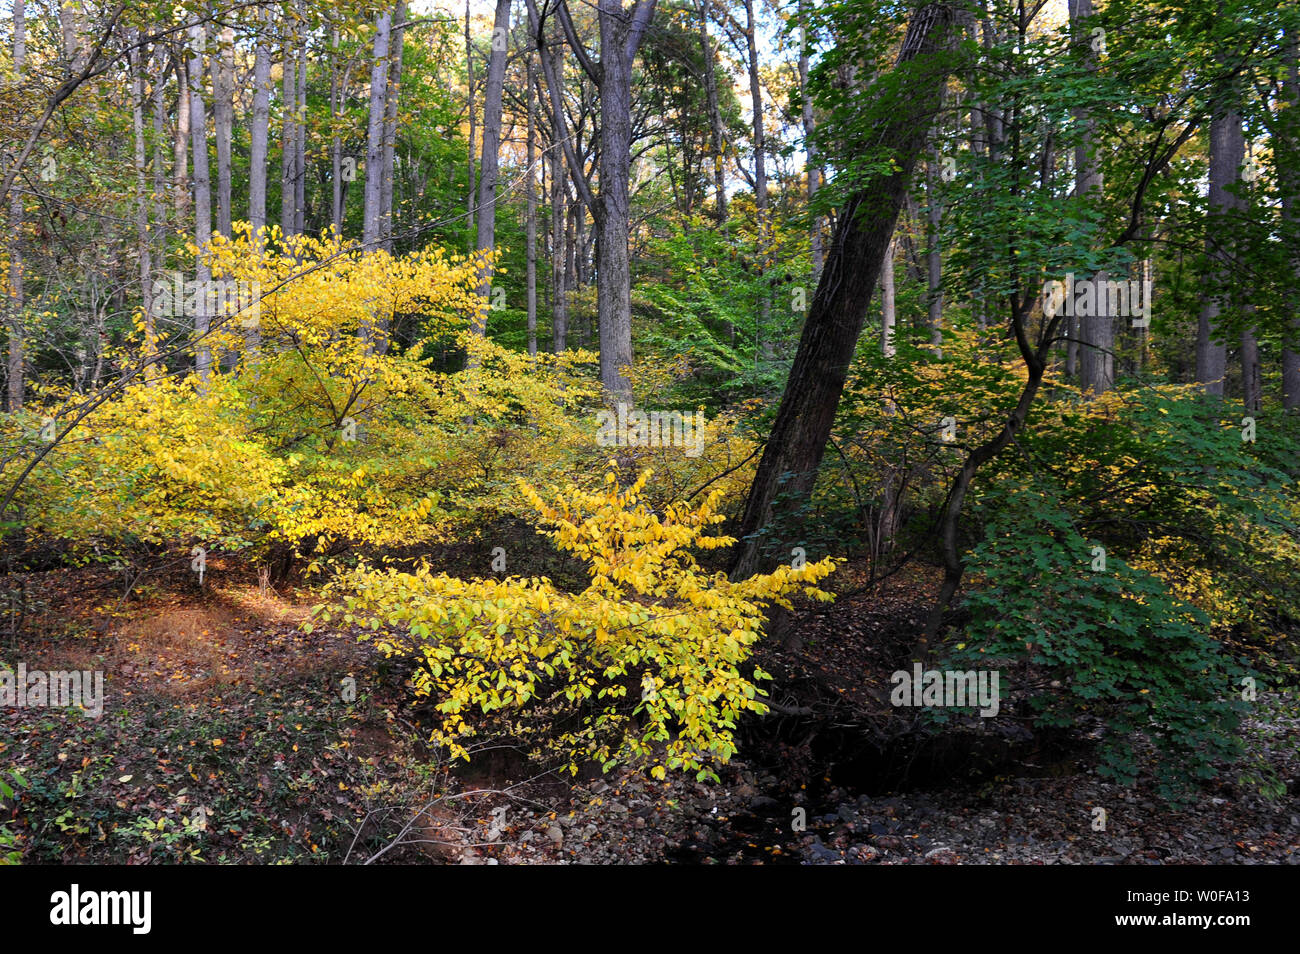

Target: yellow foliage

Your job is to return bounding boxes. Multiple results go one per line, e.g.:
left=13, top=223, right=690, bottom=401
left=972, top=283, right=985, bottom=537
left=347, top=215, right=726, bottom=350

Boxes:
left=317, top=468, right=839, bottom=779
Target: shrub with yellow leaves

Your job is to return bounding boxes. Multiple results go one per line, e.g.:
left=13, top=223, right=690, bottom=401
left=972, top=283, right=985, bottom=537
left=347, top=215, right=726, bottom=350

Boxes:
left=315, top=468, right=839, bottom=780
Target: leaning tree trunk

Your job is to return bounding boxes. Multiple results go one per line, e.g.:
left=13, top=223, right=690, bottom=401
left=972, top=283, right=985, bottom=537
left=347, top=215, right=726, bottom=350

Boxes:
left=730, top=1, right=961, bottom=584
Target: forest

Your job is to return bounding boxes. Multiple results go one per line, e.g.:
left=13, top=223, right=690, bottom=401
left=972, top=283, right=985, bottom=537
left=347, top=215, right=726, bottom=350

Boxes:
left=0, top=0, right=1297, bottom=871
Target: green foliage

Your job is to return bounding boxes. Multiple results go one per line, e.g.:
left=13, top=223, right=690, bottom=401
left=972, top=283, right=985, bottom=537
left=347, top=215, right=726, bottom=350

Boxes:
left=952, top=477, right=1248, bottom=802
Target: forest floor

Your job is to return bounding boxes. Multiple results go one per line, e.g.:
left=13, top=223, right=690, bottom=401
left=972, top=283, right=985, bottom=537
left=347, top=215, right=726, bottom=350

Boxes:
left=2, top=556, right=1297, bottom=864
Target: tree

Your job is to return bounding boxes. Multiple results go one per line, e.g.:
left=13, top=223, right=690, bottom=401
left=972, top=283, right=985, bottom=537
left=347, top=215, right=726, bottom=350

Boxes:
left=363, top=8, right=393, bottom=251
left=1195, top=111, right=1244, bottom=396
left=528, top=0, right=659, bottom=397
left=6, top=0, right=26, bottom=411
left=188, top=22, right=213, bottom=383
left=471, top=0, right=513, bottom=331
left=730, top=1, right=962, bottom=584
left=1070, top=0, right=1113, bottom=396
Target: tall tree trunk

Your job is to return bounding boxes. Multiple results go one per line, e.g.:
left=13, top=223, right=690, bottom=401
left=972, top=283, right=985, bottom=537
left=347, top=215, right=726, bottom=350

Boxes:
left=466, top=0, right=476, bottom=246
left=330, top=25, right=352, bottom=236
left=471, top=0, right=512, bottom=331
left=280, top=20, right=298, bottom=236
left=174, top=42, right=191, bottom=219
left=151, top=44, right=169, bottom=286
left=744, top=0, right=769, bottom=346
left=566, top=197, right=579, bottom=346
left=696, top=0, right=727, bottom=223
left=730, top=1, right=960, bottom=584
left=881, top=236, right=896, bottom=357
left=6, top=0, right=26, bottom=412
left=592, top=0, right=654, bottom=397
left=362, top=9, right=392, bottom=251
left=210, top=19, right=234, bottom=237
left=188, top=24, right=213, bottom=384
left=130, top=30, right=154, bottom=342
left=799, top=1, right=821, bottom=275
left=526, top=52, right=538, bottom=356
left=249, top=9, right=272, bottom=243
left=1282, top=37, right=1300, bottom=410
left=1195, top=111, right=1244, bottom=395
left=528, top=0, right=656, bottom=384
left=550, top=135, right=568, bottom=351
left=1070, top=0, right=1113, bottom=396
left=1241, top=320, right=1262, bottom=414
left=925, top=142, right=943, bottom=351
left=381, top=1, right=407, bottom=252
left=294, top=35, right=307, bottom=234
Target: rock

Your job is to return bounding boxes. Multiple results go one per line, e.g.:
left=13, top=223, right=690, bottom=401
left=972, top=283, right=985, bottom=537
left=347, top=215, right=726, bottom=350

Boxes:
left=749, top=795, right=780, bottom=812
left=546, top=825, right=564, bottom=846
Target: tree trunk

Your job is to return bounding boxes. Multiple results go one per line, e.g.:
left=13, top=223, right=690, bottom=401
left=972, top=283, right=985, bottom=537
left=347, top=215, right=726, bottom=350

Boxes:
left=6, top=0, right=25, bottom=412
left=1241, top=321, right=1262, bottom=414
left=249, top=9, right=272, bottom=242
left=381, top=1, right=407, bottom=253
left=1282, top=37, right=1300, bottom=410
left=362, top=9, right=392, bottom=251
left=799, top=1, right=821, bottom=274
left=696, top=0, right=727, bottom=223
left=592, top=0, right=653, bottom=398
left=925, top=142, right=943, bottom=351
left=210, top=21, right=234, bottom=237
left=130, top=30, right=154, bottom=343
left=881, top=236, right=896, bottom=357
left=730, top=1, right=960, bottom=583
left=294, top=33, right=307, bottom=234
left=280, top=20, right=297, bottom=236
left=1195, top=111, right=1244, bottom=395
left=1070, top=0, right=1113, bottom=396
left=330, top=25, right=345, bottom=235
left=526, top=52, right=538, bottom=356
left=188, top=23, right=213, bottom=384
left=744, top=0, right=769, bottom=348
left=174, top=41, right=191, bottom=220
left=550, top=133, right=568, bottom=351
left=465, top=0, right=476, bottom=246
left=471, top=0, right=512, bottom=330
